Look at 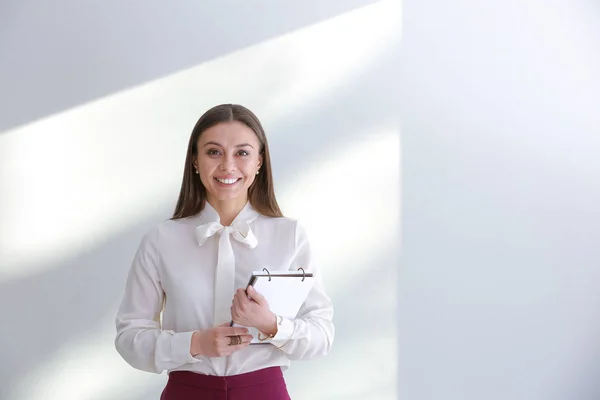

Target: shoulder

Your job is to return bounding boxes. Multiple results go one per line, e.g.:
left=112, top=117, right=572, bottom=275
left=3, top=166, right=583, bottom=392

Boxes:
left=255, top=214, right=298, bottom=233
left=138, top=216, right=198, bottom=248
left=254, top=215, right=311, bottom=244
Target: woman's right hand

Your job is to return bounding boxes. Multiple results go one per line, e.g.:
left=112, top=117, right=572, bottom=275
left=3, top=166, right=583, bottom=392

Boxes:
left=190, top=323, right=253, bottom=358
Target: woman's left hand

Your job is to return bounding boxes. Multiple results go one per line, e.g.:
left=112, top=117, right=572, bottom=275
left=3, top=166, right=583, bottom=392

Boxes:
left=231, top=286, right=277, bottom=335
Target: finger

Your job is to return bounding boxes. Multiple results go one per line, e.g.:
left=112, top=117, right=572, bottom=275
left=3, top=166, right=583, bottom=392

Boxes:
left=231, top=342, right=251, bottom=352
left=220, top=343, right=248, bottom=357
left=246, top=286, right=265, bottom=305
left=218, top=337, right=236, bottom=352
left=220, top=335, right=252, bottom=353
left=241, top=334, right=254, bottom=343
left=224, top=327, right=250, bottom=336
left=234, top=288, right=248, bottom=301
left=237, top=288, right=252, bottom=306
left=226, top=334, right=253, bottom=345
left=240, top=287, right=253, bottom=300
left=226, top=334, right=253, bottom=342
left=236, top=288, right=250, bottom=306
left=231, top=296, right=242, bottom=318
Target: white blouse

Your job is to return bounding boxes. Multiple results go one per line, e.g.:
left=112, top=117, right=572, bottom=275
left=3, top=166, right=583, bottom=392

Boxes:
left=114, top=201, right=334, bottom=376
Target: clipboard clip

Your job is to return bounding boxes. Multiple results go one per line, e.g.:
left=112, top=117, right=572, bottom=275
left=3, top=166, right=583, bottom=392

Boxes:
left=263, top=268, right=271, bottom=281
left=297, top=267, right=306, bottom=282
left=261, top=267, right=306, bottom=281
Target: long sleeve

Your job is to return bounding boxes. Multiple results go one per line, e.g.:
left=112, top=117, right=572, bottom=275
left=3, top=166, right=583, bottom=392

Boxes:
left=114, top=228, right=202, bottom=374
left=268, top=222, right=335, bottom=360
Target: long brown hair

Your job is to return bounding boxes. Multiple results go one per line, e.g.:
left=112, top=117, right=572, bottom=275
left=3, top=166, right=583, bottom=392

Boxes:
left=172, top=104, right=283, bottom=220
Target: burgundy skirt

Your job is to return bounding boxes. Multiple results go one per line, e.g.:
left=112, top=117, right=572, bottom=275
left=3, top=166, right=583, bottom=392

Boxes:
left=160, top=367, right=291, bottom=400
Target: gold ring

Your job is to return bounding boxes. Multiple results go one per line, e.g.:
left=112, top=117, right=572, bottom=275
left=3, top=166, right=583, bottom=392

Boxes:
left=229, top=335, right=242, bottom=346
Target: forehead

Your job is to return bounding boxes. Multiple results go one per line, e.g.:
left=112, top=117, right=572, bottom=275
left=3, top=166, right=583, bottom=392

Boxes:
left=198, top=121, right=260, bottom=146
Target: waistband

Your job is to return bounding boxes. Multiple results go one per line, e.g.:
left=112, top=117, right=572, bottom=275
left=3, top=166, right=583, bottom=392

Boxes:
left=167, top=367, right=284, bottom=391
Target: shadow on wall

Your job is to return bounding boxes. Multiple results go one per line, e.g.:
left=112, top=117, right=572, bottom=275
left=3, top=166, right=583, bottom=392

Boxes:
left=0, top=0, right=381, bottom=134
left=0, top=33, right=400, bottom=400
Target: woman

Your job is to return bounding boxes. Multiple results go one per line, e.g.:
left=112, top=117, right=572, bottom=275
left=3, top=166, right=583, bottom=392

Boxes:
left=115, top=104, right=334, bottom=399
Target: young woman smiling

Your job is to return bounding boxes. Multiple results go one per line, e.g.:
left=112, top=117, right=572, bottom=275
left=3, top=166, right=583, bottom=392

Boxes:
left=115, top=104, right=334, bottom=399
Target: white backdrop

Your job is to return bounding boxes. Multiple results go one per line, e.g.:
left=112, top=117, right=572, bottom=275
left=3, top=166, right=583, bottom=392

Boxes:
left=399, top=1, right=600, bottom=399
left=0, top=1, right=401, bottom=399
left=5, top=1, right=597, bottom=399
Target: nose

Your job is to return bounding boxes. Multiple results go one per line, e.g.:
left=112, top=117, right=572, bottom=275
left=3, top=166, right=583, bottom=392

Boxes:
left=221, top=154, right=236, bottom=172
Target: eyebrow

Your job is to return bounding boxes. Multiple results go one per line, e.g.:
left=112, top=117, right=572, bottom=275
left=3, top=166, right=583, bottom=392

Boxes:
left=203, top=141, right=254, bottom=149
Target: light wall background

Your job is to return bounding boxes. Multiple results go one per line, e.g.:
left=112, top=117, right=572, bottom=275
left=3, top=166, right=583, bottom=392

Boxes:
left=399, top=0, right=600, bottom=399
left=3, top=1, right=598, bottom=400
left=0, top=1, right=400, bottom=399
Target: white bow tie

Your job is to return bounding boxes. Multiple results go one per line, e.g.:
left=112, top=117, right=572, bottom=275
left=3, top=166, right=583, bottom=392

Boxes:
left=195, top=221, right=258, bottom=326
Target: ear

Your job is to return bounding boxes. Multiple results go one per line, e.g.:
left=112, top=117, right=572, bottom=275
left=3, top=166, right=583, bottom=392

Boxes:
left=193, top=158, right=198, bottom=171
left=257, top=154, right=263, bottom=170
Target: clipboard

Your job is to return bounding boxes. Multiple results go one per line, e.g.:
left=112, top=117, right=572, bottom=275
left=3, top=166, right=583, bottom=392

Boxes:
left=236, top=268, right=315, bottom=344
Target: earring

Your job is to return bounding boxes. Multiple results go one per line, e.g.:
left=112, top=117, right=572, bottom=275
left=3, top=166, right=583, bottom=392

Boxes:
left=256, top=171, right=259, bottom=175
left=195, top=169, right=199, bottom=174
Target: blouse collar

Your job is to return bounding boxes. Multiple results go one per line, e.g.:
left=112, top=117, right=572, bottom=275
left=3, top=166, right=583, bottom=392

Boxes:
left=199, top=200, right=259, bottom=226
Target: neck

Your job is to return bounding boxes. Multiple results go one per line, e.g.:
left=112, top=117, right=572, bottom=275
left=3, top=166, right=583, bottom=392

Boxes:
left=206, top=196, right=248, bottom=226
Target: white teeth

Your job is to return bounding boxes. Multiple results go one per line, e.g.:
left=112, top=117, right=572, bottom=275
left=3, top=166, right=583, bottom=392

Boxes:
left=216, top=178, right=239, bottom=185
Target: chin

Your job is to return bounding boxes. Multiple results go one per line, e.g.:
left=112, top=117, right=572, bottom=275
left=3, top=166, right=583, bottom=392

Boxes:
left=209, top=189, right=245, bottom=202
left=214, top=195, right=240, bottom=202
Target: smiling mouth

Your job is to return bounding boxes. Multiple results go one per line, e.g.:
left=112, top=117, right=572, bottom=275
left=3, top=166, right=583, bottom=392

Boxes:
left=215, top=177, right=241, bottom=185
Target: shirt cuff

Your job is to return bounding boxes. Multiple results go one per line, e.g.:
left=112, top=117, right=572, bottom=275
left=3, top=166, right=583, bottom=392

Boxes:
left=270, top=317, right=294, bottom=346
left=171, top=331, right=203, bottom=364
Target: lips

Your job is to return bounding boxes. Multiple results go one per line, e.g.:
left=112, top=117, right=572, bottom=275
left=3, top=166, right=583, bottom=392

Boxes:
left=215, top=177, right=241, bottom=185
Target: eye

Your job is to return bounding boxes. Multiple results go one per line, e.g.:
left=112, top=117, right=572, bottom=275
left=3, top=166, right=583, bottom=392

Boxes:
left=206, top=149, right=221, bottom=156
left=237, top=150, right=249, bottom=156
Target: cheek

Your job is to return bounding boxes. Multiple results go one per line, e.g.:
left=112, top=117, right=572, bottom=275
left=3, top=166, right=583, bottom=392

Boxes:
left=197, top=156, right=216, bottom=171
left=242, top=168, right=257, bottom=181
left=197, top=159, right=216, bottom=182
left=240, top=157, right=259, bottom=174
